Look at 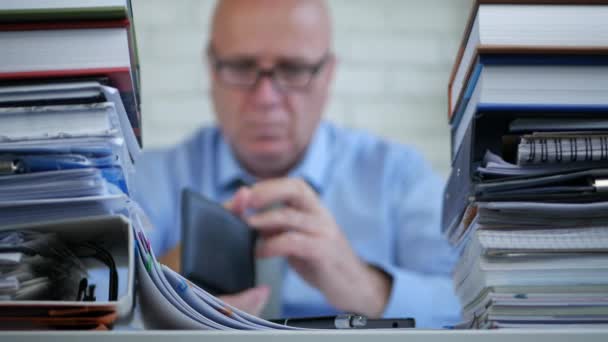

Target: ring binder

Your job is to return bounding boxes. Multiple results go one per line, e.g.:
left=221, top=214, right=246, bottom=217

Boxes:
left=519, top=134, right=608, bottom=165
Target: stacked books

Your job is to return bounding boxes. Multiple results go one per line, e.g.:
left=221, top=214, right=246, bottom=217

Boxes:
left=0, top=0, right=142, bottom=145
left=0, top=0, right=142, bottom=330
left=443, top=0, right=608, bottom=329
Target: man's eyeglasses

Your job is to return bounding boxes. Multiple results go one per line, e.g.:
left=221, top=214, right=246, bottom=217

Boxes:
left=209, top=51, right=331, bottom=92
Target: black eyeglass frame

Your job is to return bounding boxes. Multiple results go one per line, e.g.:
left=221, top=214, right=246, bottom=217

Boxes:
left=207, top=48, right=332, bottom=92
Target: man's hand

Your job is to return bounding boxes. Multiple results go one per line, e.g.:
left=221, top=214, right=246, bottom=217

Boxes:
left=218, top=286, right=270, bottom=316
left=225, top=178, right=392, bottom=318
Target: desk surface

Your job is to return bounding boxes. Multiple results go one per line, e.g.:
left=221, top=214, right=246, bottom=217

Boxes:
left=2, top=329, right=608, bottom=342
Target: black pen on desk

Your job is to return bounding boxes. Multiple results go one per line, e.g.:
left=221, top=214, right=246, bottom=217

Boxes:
left=271, top=314, right=366, bottom=329
left=270, top=314, right=415, bottom=329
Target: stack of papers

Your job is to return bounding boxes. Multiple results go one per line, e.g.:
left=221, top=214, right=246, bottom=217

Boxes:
left=0, top=81, right=137, bottom=329
left=130, top=205, right=299, bottom=330
left=0, top=82, right=136, bottom=229
left=447, top=155, right=608, bottom=328
left=444, top=1, right=608, bottom=328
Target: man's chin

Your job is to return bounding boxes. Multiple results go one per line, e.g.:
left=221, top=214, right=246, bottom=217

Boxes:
left=251, top=149, right=290, bottom=164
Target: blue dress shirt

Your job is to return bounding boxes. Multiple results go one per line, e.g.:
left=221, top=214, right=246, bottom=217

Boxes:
left=132, top=121, right=461, bottom=328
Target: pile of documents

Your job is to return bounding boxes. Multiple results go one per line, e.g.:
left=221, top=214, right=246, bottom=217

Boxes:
left=0, top=0, right=137, bottom=330
left=131, top=205, right=298, bottom=330
left=0, top=79, right=138, bottom=329
left=0, top=0, right=301, bottom=331
left=443, top=0, right=608, bottom=329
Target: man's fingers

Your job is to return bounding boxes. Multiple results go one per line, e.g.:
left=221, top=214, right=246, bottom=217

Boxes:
left=223, top=186, right=252, bottom=216
left=256, top=232, right=319, bottom=262
left=247, top=178, right=317, bottom=211
left=218, top=285, right=270, bottom=316
left=246, top=207, right=318, bottom=234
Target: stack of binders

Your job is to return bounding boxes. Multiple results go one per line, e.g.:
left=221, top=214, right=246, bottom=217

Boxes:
left=443, top=0, right=608, bottom=329
left=0, top=0, right=142, bottom=145
left=0, top=0, right=140, bottom=330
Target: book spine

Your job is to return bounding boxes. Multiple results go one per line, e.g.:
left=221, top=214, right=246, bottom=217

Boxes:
left=449, top=48, right=608, bottom=123
left=0, top=7, right=127, bottom=24
left=0, top=19, right=130, bottom=31
left=0, top=68, right=141, bottom=146
left=518, top=135, right=608, bottom=165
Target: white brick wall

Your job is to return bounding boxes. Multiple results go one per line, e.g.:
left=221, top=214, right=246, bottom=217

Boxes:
left=131, top=0, right=472, bottom=176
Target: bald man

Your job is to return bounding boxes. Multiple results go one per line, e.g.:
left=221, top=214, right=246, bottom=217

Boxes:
left=134, top=0, right=461, bottom=328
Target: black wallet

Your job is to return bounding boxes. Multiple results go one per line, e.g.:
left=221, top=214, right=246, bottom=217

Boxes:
left=180, top=189, right=256, bottom=295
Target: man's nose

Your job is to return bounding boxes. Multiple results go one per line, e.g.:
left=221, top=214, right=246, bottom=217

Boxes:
left=250, top=75, right=282, bottom=105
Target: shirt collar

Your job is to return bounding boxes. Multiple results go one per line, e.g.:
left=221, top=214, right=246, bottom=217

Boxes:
left=217, top=135, right=255, bottom=190
left=216, top=122, right=331, bottom=194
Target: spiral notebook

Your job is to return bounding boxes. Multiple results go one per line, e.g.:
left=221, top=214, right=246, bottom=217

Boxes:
left=518, top=132, right=608, bottom=165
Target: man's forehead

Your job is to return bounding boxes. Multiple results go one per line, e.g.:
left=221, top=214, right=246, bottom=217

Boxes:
left=211, top=0, right=330, bottom=30
left=210, top=0, right=331, bottom=59
left=210, top=29, right=328, bottom=61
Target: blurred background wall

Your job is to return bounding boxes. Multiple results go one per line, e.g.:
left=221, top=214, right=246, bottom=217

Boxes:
left=131, top=0, right=473, bottom=176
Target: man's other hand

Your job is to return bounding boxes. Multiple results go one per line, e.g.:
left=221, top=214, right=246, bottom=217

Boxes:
left=225, top=178, right=392, bottom=318
left=218, top=286, right=270, bottom=316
